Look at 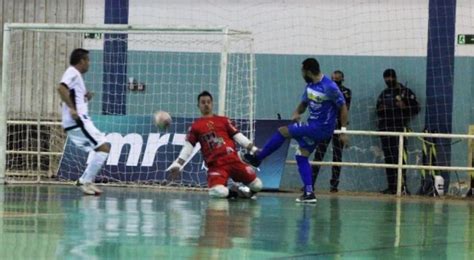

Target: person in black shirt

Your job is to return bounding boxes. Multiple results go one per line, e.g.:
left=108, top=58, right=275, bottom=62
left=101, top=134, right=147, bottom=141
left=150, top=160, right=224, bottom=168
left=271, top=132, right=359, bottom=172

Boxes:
left=376, top=69, right=420, bottom=194
left=311, top=70, right=352, bottom=192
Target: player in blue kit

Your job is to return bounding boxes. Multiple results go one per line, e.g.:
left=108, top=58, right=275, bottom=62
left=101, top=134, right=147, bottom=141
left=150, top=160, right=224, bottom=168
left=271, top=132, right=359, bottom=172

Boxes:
left=243, top=58, right=349, bottom=203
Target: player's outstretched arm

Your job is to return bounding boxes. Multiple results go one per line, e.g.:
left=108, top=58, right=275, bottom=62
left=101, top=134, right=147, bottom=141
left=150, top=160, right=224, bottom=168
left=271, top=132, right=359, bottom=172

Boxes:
left=57, top=84, right=79, bottom=120
left=339, top=104, right=350, bottom=146
left=291, top=102, right=308, bottom=122
left=166, top=141, right=194, bottom=177
left=339, top=104, right=349, bottom=129
left=233, top=133, right=258, bottom=154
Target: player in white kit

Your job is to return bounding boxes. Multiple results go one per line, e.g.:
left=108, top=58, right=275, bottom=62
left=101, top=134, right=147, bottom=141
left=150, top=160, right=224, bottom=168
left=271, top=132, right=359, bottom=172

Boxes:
left=57, top=48, right=110, bottom=195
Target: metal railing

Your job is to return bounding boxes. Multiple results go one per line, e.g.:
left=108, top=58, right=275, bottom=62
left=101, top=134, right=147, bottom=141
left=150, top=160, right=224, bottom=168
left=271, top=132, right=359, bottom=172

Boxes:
left=287, top=129, right=474, bottom=196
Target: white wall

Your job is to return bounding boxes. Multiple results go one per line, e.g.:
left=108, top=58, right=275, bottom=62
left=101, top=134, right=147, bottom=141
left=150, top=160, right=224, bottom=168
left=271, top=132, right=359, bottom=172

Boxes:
left=1, top=0, right=84, bottom=120
left=83, top=0, right=104, bottom=50
left=84, top=0, right=432, bottom=56
left=84, top=0, right=474, bottom=56
left=455, top=0, right=474, bottom=56
left=83, top=0, right=104, bottom=24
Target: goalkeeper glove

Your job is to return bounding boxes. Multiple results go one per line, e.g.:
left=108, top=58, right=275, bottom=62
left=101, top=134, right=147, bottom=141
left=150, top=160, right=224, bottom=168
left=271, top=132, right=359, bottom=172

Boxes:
left=166, top=160, right=184, bottom=172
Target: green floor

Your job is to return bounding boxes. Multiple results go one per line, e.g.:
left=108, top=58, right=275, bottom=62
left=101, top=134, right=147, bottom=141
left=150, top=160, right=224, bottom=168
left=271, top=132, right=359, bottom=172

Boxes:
left=0, top=185, right=473, bottom=259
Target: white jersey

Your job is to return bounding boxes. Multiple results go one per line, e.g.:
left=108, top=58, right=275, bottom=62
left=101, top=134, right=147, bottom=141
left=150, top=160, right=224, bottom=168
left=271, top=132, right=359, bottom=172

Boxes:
left=60, top=66, right=90, bottom=128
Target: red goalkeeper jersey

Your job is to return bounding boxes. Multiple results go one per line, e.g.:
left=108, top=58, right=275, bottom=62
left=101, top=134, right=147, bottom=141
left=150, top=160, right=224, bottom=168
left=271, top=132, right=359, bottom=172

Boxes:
left=186, top=115, right=241, bottom=167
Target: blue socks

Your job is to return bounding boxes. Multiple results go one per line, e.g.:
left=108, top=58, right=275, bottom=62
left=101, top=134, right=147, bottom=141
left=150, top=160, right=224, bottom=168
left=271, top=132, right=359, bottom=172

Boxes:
left=296, top=155, right=314, bottom=194
left=256, top=131, right=286, bottom=161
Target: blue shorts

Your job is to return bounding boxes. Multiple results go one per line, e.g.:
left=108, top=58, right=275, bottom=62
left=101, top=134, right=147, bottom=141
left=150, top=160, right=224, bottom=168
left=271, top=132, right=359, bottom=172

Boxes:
left=287, top=122, right=334, bottom=153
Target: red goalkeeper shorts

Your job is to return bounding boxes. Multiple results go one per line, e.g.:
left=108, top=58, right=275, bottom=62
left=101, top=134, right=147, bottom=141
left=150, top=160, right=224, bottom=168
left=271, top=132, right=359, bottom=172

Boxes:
left=207, top=161, right=256, bottom=188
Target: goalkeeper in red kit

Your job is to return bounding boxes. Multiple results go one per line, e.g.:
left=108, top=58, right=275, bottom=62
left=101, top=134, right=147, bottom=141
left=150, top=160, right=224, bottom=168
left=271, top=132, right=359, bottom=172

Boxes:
left=166, top=91, right=262, bottom=198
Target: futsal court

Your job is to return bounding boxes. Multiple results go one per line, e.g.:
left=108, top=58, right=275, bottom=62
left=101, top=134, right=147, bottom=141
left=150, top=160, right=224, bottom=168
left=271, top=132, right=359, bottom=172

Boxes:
left=0, top=184, right=473, bottom=259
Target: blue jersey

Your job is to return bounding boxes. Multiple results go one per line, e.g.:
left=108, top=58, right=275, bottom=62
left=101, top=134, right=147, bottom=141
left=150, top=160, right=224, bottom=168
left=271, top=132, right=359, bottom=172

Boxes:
left=301, top=75, right=345, bottom=129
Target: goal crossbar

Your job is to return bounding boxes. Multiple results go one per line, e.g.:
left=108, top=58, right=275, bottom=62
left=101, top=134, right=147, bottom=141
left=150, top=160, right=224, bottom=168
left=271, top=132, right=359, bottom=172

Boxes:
left=3, top=23, right=252, bottom=35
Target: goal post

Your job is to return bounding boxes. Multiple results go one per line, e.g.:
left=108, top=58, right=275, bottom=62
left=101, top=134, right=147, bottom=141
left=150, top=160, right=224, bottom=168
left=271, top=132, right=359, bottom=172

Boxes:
left=0, top=23, right=256, bottom=187
left=0, top=24, right=10, bottom=184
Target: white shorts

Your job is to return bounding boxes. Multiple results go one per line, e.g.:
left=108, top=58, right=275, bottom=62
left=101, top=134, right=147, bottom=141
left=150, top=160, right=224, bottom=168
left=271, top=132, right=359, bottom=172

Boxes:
left=65, top=120, right=107, bottom=152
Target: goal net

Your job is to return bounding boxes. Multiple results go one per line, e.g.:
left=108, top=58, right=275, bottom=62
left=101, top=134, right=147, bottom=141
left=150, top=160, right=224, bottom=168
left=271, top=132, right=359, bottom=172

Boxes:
left=0, top=24, right=256, bottom=187
left=106, top=0, right=473, bottom=195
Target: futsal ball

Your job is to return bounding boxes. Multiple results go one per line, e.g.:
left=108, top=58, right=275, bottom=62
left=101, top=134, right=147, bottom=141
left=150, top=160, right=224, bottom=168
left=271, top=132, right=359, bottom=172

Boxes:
left=154, top=111, right=172, bottom=130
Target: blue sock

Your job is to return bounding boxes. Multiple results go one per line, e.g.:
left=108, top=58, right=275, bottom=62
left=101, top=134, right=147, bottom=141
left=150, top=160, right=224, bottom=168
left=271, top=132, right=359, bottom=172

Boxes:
left=256, top=131, right=286, bottom=161
left=296, top=155, right=314, bottom=194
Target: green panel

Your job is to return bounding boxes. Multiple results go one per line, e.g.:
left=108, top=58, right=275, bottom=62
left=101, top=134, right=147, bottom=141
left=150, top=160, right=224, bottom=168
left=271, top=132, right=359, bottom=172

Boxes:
left=83, top=50, right=474, bottom=192
left=262, top=55, right=427, bottom=192
left=450, top=57, right=474, bottom=188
